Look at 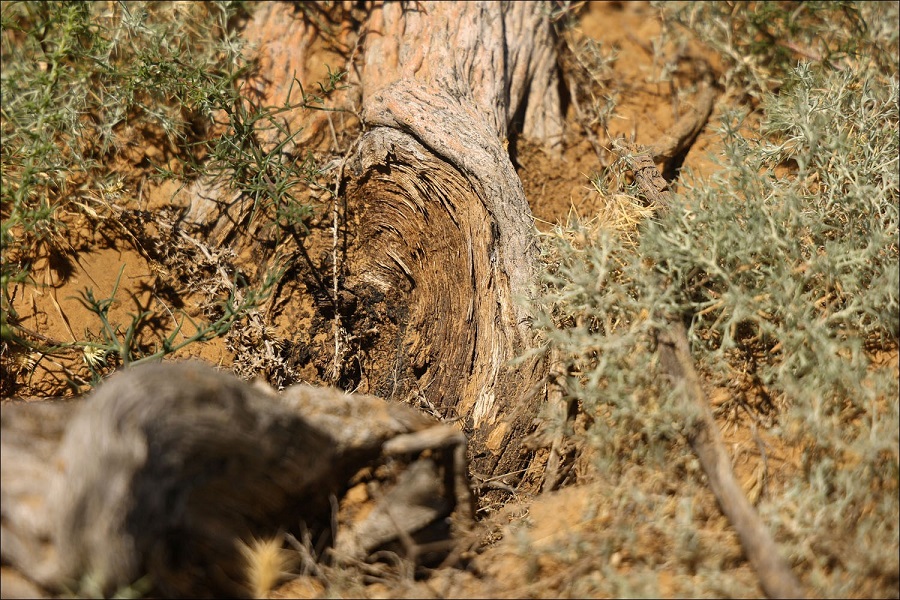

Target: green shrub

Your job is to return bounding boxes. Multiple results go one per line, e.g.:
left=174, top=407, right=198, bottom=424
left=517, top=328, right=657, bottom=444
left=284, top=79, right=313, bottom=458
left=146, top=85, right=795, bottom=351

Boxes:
left=1, top=2, right=341, bottom=388
left=1, top=1, right=245, bottom=259
left=534, top=28, right=898, bottom=599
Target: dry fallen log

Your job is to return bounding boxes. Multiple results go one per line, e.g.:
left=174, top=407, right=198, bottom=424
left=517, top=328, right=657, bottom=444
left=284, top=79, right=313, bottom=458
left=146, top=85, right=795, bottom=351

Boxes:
left=1, top=361, right=472, bottom=598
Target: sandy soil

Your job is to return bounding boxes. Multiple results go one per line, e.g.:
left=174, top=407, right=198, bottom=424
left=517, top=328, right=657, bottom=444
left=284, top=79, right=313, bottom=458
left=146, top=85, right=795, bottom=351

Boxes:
left=3, top=2, right=894, bottom=598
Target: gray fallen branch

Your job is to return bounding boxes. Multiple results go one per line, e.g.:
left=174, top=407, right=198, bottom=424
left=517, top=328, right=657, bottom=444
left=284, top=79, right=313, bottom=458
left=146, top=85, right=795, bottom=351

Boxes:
left=656, top=322, right=806, bottom=599
left=619, top=139, right=807, bottom=599
left=645, top=79, right=718, bottom=163
left=1, top=361, right=472, bottom=598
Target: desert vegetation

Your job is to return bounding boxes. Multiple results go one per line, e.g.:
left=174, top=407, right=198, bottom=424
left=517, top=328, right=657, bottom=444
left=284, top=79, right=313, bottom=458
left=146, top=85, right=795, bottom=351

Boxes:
left=1, top=1, right=897, bottom=598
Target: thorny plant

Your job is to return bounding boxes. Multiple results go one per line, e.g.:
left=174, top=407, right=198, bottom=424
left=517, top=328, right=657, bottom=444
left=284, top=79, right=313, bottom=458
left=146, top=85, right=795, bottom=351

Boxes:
left=181, top=65, right=349, bottom=240
left=1, top=2, right=239, bottom=269
left=657, top=1, right=900, bottom=102
left=1, top=1, right=251, bottom=388
left=71, top=264, right=281, bottom=385
left=531, top=2, right=898, bottom=597
left=1, top=1, right=347, bottom=392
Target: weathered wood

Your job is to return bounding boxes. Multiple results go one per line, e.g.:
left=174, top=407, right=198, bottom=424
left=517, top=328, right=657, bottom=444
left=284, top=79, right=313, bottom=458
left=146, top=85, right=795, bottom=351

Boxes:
left=177, top=1, right=564, bottom=487
left=360, top=2, right=564, bottom=149
left=338, top=0, right=562, bottom=483
left=1, top=361, right=471, bottom=598
left=645, top=79, right=717, bottom=164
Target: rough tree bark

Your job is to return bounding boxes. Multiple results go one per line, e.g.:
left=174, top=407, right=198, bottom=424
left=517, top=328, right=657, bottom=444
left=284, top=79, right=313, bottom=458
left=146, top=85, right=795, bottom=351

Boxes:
left=186, top=2, right=564, bottom=483
left=335, top=1, right=562, bottom=482
left=1, top=6, right=567, bottom=594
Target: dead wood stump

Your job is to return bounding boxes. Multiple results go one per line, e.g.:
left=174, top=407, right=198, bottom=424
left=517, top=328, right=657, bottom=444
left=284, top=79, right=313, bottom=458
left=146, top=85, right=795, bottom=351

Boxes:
left=336, top=0, right=562, bottom=484
left=181, top=2, right=565, bottom=486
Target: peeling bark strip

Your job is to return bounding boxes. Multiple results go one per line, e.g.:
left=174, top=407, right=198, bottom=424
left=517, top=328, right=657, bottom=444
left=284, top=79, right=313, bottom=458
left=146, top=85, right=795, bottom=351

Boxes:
left=338, top=2, right=563, bottom=480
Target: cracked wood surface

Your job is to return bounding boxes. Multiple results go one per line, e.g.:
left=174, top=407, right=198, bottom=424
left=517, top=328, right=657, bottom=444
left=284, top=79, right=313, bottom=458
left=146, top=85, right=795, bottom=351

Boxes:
left=178, top=1, right=564, bottom=488
left=340, top=1, right=562, bottom=485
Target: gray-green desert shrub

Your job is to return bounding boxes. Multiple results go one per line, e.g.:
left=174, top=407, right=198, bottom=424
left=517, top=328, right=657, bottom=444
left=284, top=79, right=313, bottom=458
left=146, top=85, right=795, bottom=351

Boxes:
left=1, top=2, right=343, bottom=388
left=534, top=28, right=898, bottom=599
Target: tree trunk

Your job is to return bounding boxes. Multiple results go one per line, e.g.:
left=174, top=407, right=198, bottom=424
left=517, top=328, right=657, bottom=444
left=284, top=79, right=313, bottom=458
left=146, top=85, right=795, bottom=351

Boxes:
left=186, top=1, right=563, bottom=483
left=2, top=2, right=566, bottom=596
left=338, top=1, right=561, bottom=481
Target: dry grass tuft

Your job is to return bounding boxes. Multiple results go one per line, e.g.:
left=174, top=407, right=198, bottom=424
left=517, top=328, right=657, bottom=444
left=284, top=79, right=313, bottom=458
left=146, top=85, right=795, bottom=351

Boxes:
left=238, top=534, right=299, bottom=599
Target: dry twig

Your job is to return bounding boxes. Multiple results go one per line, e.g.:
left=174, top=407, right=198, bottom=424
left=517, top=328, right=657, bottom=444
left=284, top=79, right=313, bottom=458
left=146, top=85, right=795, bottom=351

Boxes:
left=655, top=322, right=806, bottom=599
